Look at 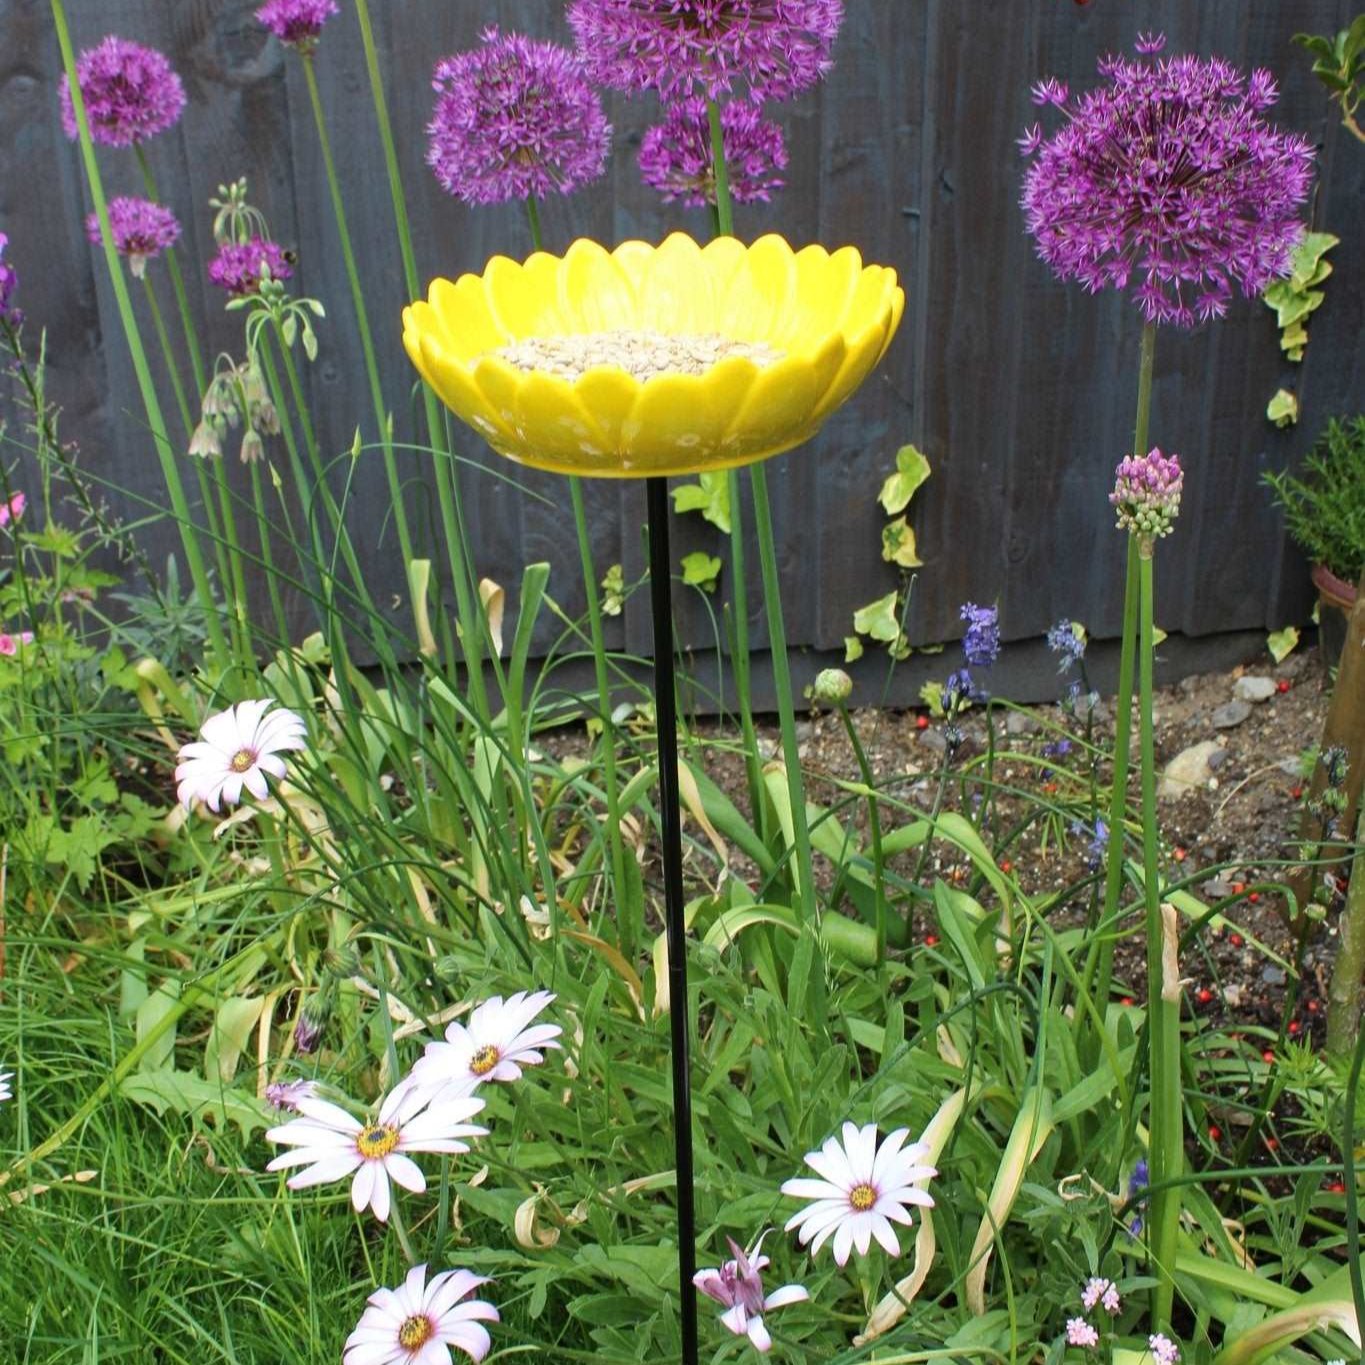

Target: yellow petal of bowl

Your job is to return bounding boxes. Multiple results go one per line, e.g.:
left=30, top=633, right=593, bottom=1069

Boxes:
left=402, top=232, right=904, bottom=479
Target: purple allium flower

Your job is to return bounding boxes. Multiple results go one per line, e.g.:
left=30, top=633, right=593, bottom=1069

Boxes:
left=426, top=27, right=611, bottom=207
left=1047, top=619, right=1086, bottom=670
left=567, top=0, right=844, bottom=103
left=1111, top=448, right=1184, bottom=539
left=255, top=0, right=338, bottom=51
left=1020, top=36, right=1315, bottom=327
left=639, top=97, right=788, bottom=206
left=1067, top=1319, right=1100, bottom=1349
left=208, top=237, right=293, bottom=298
left=960, top=602, right=1000, bottom=668
left=0, top=233, right=19, bottom=327
left=85, top=197, right=181, bottom=279
left=1135, top=32, right=1167, bottom=56
left=59, top=36, right=186, bottom=148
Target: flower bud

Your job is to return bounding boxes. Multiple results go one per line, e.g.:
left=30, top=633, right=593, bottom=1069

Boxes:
left=811, top=667, right=853, bottom=703
left=1111, top=447, right=1183, bottom=540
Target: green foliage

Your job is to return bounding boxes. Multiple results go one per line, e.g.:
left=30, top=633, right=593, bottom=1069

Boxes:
left=679, top=550, right=721, bottom=591
left=1296, top=17, right=1365, bottom=135
left=853, top=445, right=932, bottom=658
left=1263, top=233, right=1338, bottom=362
left=1264, top=414, right=1365, bottom=581
left=670, top=470, right=731, bottom=533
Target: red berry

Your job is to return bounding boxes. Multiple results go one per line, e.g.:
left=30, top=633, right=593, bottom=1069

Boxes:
left=1231, top=881, right=1245, bottom=894
left=1230, top=933, right=1244, bottom=947
left=1262, top=1049, right=1275, bottom=1063
left=1042, top=780, right=1058, bottom=794
left=1000, top=859, right=1013, bottom=874
left=916, top=714, right=929, bottom=730
left=1197, top=988, right=1213, bottom=1004
left=1306, top=998, right=1320, bottom=1013
left=1290, top=786, right=1303, bottom=799
left=1120, top=996, right=1135, bottom=1007
left=1288, top=1020, right=1301, bottom=1034
left=1248, top=891, right=1260, bottom=903
left=1277, top=679, right=1290, bottom=694
left=1327, top=1181, right=1345, bottom=1194
left=1265, top=1137, right=1278, bottom=1150
left=1173, top=847, right=1187, bottom=862
left=924, top=934, right=939, bottom=947
left=1208, top=1125, right=1222, bottom=1142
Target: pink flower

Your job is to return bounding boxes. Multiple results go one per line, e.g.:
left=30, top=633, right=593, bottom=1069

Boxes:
left=1067, top=1318, right=1099, bottom=1349
left=694, top=1231, right=808, bottom=1353
left=59, top=36, right=186, bottom=147
left=1148, top=1334, right=1180, bottom=1365
left=85, top=197, right=181, bottom=279
left=1082, top=1276, right=1121, bottom=1313
left=0, top=491, right=25, bottom=529
left=638, top=98, right=787, bottom=206
left=208, top=238, right=293, bottom=298
left=255, top=0, right=338, bottom=51
left=0, top=631, right=34, bottom=656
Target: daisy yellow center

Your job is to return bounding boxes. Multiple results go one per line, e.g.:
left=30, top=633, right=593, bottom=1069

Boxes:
left=848, top=1182, right=877, bottom=1212
left=469, top=1044, right=500, bottom=1076
left=229, top=747, right=256, bottom=772
left=397, top=1314, right=433, bottom=1349
left=355, top=1123, right=399, bottom=1159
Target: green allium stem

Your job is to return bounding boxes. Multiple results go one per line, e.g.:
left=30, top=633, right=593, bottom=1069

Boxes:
left=838, top=705, right=888, bottom=964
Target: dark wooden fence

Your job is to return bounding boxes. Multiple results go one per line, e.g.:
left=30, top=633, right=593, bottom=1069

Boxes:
left=2, top=0, right=1362, bottom=703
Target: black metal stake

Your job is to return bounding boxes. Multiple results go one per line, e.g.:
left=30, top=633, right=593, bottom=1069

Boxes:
left=646, top=475, right=699, bottom=1365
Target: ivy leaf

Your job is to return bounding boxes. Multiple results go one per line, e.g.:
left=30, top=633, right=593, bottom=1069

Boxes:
left=919, top=681, right=946, bottom=718
left=878, top=445, right=931, bottom=516
left=852, top=591, right=902, bottom=643
left=601, top=564, right=625, bottom=617
left=844, top=635, right=864, bottom=663
left=680, top=552, right=722, bottom=592
left=1267, top=389, right=1299, bottom=427
left=881, top=516, right=923, bottom=568
left=671, top=472, right=731, bottom=533
left=1267, top=625, right=1300, bottom=663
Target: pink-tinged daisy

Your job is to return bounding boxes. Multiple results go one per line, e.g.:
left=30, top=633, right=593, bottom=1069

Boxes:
left=0, top=1070, right=12, bottom=1104
left=175, top=698, right=307, bottom=812
left=85, top=197, right=181, bottom=279
left=344, top=1264, right=498, bottom=1364
left=781, top=1121, right=936, bottom=1265
left=59, top=36, right=186, bottom=148
left=266, top=1085, right=486, bottom=1223
left=404, top=991, right=562, bottom=1104
left=694, top=1230, right=808, bottom=1353
left=1067, top=1318, right=1099, bottom=1349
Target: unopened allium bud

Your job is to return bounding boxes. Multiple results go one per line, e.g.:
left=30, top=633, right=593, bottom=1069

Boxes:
left=1111, top=448, right=1183, bottom=540
left=812, top=668, right=853, bottom=703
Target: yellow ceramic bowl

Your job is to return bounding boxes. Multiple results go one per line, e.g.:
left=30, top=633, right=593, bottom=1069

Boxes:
left=402, top=232, right=904, bottom=478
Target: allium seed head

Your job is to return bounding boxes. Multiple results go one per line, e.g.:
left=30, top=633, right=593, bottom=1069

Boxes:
left=59, top=36, right=186, bottom=148
left=639, top=97, right=788, bottom=206
left=1021, top=35, right=1315, bottom=327
left=426, top=27, right=611, bottom=206
left=568, top=0, right=844, bottom=102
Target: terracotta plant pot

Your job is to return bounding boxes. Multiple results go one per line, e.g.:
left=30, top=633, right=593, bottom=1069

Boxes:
left=1312, top=562, right=1358, bottom=666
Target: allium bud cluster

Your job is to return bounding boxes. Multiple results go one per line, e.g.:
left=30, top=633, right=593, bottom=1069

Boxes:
left=1110, top=448, right=1183, bottom=539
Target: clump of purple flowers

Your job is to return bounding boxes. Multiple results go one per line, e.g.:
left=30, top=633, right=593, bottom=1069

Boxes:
left=255, top=0, right=338, bottom=50
left=1127, top=1158, right=1150, bottom=1236
left=1020, top=34, right=1315, bottom=326
left=639, top=97, right=788, bottom=206
left=85, top=197, right=181, bottom=279
left=1071, top=817, right=1109, bottom=868
left=1111, top=448, right=1184, bottom=539
left=961, top=602, right=1001, bottom=668
left=1047, top=619, right=1086, bottom=671
left=59, top=35, right=186, bottom=148
left=0, top=233, right=19, bottom=327
left=426, top=27, right=611, bottom=207
left=208, top=237, right=293, bottom=298
left=568, top=0, right=845, bottom=102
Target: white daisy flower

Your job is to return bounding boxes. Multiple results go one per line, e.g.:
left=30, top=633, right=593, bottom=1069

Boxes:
left=344, top=1264, right=498, bottom=1365
left=404, top=990, right=562, bottom=1104
left=175, top=698, right=307, bottom=811
left=781, top=1121, right=936, bottom=1265
left=694, top=1230, right=808, bottom=1353
left=265, top=1083, right=486, bottom=1223
left=0, top=1070, right=12, bottom=1104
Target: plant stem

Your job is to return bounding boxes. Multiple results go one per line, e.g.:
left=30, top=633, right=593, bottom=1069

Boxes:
left=51, top=0, right=229, bottom=671
left=750, top=464, right=818, bottom=923
left=1141, top=545, right=1180, bottom=1331
left=838, top=705, right=888, bottom=964
left=1086, top=321, right=1157, bottom=1040
left=300, top=54, right=415, bottom=572
left=706, top=101, right=735, bottom=237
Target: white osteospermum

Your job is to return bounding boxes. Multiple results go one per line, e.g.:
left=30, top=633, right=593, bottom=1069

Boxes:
left=175, top=698, right=307, bottom=811
left=781, top=1121, right=936, bottom=1265
left=0, top=1070, right=11, bottom=1104
left=405, top=990, right=562, bottom=1105
left=344, top=1264, right=499, bottom=1365
left=265, top=1083, right=486, bottom=1223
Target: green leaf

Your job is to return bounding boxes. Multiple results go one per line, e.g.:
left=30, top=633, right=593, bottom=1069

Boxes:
left=919, top=680, right=946, bottom=717
left=878, top=444, right=932, bottom=515
left=600, top=563, right=625, bottom=617
left=881, top=515, right=923, bottom=567
left=670, top=471, right=731, bottom=533
left=843, top=635, right=864, bottom=663
left=679, top=551, right=721, bottom=591
left=853, top=590, right=901, bottom=642
left=119, top=1069, right=272, bottom=1138
left=205, top=996, right=266, bottom=1084
left=1266, top=625, right=1300, bottom=663
left=1266, top=389, right=1299, bottom=428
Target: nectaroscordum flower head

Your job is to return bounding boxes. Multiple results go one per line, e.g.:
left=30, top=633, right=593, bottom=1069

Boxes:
left=255, top=0, right=338, bottom=51
left=639, top=97, right=787, bottom=206
left=426, top=27, right=611, bottom=206
left=59, top=36, right=186, bottom=147
left=208, top=237, right=294, bottom=297
left=1021, top=35, right=1314, bottom=327
left=568, top=0, right=844, bottom=102
left=1111, top=448, right=1183, bottom=539
left=85, top=197, right=181, bottom=278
